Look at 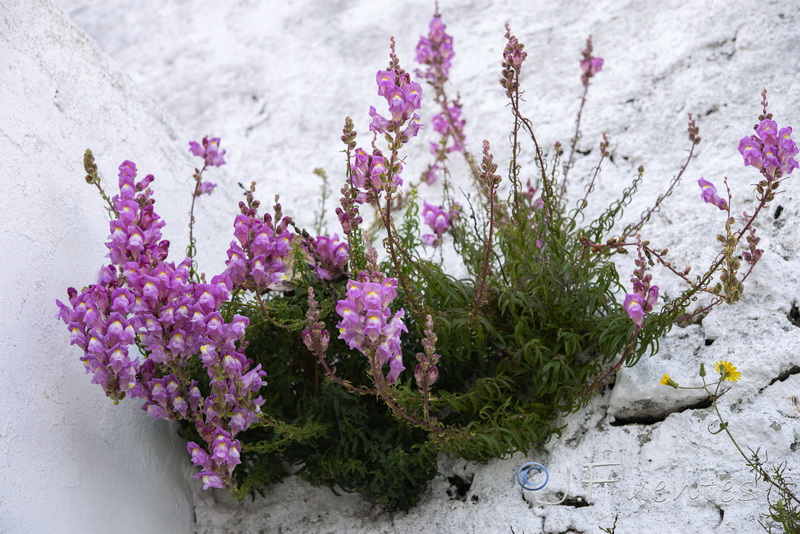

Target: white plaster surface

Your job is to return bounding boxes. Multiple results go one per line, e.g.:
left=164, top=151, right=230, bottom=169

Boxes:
left=8, top=0, right=800, bottom=532
left=1, top=1, right=197, bottom=532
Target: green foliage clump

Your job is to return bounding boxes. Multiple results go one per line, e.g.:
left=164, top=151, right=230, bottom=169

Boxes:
left=192, top=21, right=738, bottom=510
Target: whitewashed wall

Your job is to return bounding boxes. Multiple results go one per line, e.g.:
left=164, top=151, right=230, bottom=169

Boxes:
left=8, top=0, right=800, bottom=532
left=0, top=2, right=199, bottom=532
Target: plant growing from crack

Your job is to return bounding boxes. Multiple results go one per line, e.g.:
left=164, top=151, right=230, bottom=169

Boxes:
left=661, top=363, right=800, bottom=533
left=56, top=6, right=797, bottom=510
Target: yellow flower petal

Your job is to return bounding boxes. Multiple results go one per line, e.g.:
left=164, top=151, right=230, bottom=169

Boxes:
left=715, top=361, right=741, bottom=382
left=659, top=373, right=679, bottom=388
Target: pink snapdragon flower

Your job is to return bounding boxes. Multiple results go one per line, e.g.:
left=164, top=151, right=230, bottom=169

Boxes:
left=421, top=201, right=452, bottom=247
left=197, top=181, right=216, bottom=196
left=622, top=293, right=645, bottom=328
left=307, top=234, right=349, bottom=281
left=187, top=429, right=242, bottom=490
left=623, top=237, right=660, bottom=329
left=623, top=285, right=659, bottom=328
left=349, top=147, right=404, bottom=204
left=581, top=58, right=603, bottom=82
left=580, top=36, right=603, bottom=87
left=697, top=178, right=728, bottom=211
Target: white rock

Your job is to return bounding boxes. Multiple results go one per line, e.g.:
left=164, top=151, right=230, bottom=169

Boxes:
left=0, top=1, right=199, bottom=532
left=24, top=0, right=800, bottom=532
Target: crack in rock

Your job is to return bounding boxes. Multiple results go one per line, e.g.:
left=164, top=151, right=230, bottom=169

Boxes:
left=610, top=395, right=713, bottom=426
left=768, top=365, right=800, bottom=387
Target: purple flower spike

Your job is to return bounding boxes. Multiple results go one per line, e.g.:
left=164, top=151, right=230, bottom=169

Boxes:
left=189, top=136, right=226, bottom=168
left=421, top=201, right=451, bottom=247
left=697, top=178, right=728, bottom=211
left=223, top=207, right=293, bottom=293
left=416, top=15, right=455, bottom=84
left=430, top=105, right=466, bottom=153
left=580, top=36, right=603, bottom=87
left=373, top=68, right=423, bottom=127
left=335, top=273, right=407, bottom=383
left=738, top=118, right=799, bottom=179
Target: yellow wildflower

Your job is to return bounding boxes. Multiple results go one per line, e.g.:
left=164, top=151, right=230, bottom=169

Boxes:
left=659, top=373, right=679, bottom=388
left=715, top=361, right=741, bottom=382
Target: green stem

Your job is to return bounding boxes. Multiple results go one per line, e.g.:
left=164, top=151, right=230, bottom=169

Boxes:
left=703, top=380, right=800, bottom=507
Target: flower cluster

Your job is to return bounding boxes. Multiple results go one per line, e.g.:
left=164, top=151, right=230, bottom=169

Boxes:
left=187, top=430, right=240, bottom=490
left=106, top=161, right=167, bottom=265
left=57, top=156, right=266, bottom=490
left=348, top=65, right=423, bottom=204
left=189, top=136, right=227, bottom=168
left=185, top=307, right=267, bottom=489
left=415, top=14, right=454, bottom=84
left=738, top=118, right=799, bottom=180
left=56, top=282, right=139, bottom=402
left=623, top=239, right=659, bottom=328
left=580, top=36, right=603, bottom=87
left=306, top=233, right=348, bottom=281
left=188, top=137, right=219, bottom=197
left=697, top=178, right=728, bottom=211
left=225, top=197, right=294, bottom=292
left=368, top=69, right=423, bottom=137
left=414, top=14, right=462, bottom=187
left=430, top=105, right=465, bottom=153
left=350, top=147, right=398, bottom=203
left=421, top=201, right=452, bottom=247
left=336, top=272, right=407, bottom=384
left=124, top=259, right=196, bottom=369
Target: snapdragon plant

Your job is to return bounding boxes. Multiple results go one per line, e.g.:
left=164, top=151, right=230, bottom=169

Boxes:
left=57, top=8, right=797, bottom=510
